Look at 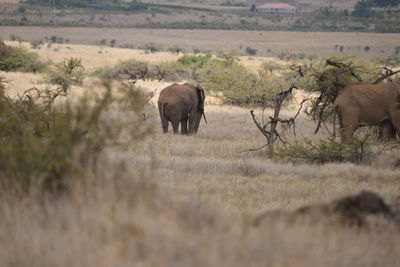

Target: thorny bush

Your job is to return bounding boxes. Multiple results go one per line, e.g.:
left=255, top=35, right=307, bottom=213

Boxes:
left=0, top=59, right=148, bottom=194
left=296, top=57, right=382, bottom=133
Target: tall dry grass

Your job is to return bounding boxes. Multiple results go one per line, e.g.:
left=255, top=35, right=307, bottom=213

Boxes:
left=0, top=42, right=399, bottom=266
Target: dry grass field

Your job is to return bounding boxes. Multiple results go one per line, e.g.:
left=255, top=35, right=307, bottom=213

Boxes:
left=1, top=40, right=400, bottom=266
left=1, top=26, right=400, bottom=57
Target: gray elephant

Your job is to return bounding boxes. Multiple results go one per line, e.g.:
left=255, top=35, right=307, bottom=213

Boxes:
left=158, top=83, right=207, bottom=134
left=334, top=82, right=400, bottom=141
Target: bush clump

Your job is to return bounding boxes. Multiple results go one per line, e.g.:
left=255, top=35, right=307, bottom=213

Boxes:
left=261, top=61, right=287, bottom=74
left=200, top=59, right=288, bottom=106
left=0, top=40, right=46, bottom=72
left=45, top=58, right=85, bottom=94
left=177, top=54, right=212, bottom=67
left=276, top=137, right=371, bottom=164
left=93, top=59, right=148, bottom=83
left=245, top=46, right=257, bottom=55
left=0, top=59, right=147, bottom=193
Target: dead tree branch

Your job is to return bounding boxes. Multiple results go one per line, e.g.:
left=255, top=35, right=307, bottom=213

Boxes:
left=373, top=67, right=400, bottom=84
left=248, top=78, right=303, bottom=158
left=326, top=59, right=363, bottom=82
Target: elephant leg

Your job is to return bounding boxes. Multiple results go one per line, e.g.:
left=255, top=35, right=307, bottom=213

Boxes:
left=338, top=107, right=358, bottom=142
left=158, top=103, right=169, bottom=134
left=188, top=113, right=196, bottom=135
left=181, top=116, right=188, bottom=135
left=340, top=125, right=357, bottom=142
left=171, top=120, right=180, bottom=134
left=378, top=120, right=397, bottom=142
left=340, top=118, right=358, bottom=142
left=161, top=116, right=169, bottom=133
left=389, top=115, right=400, bottom=138
left=188, top=105, right=201, bottom=134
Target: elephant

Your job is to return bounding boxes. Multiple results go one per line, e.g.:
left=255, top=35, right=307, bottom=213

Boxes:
left=377, top=119, right=397, bottom=142
left=158, top=83, right=207, bottom=134
left=333, top=82, right=400, bottom=142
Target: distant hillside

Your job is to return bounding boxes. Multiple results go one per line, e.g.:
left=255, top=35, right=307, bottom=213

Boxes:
left=1, top=0, right=399, bottom=33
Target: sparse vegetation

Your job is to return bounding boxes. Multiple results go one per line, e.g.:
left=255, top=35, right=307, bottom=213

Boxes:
left=1, top=35, right=400, bottom=267
left=143, top=42, right=162, bottom=53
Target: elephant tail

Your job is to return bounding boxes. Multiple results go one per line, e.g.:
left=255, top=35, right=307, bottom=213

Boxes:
left=202, top=111, right=208, bottom=124
left=159, top=102, right=166, bottom=118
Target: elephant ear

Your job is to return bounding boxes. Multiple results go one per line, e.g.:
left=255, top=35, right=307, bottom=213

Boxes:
left=195, top=84, right=205, bottom=112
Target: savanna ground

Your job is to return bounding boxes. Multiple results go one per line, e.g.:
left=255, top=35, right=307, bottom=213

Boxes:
left=1, top=29, right=400, bottom=266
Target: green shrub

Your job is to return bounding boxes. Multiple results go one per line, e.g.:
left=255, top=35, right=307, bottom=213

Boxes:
left=276, top=137, right=371, bottom=164
left=0, top=63, right=147, bottom=194
left=378, top=55, right=400, bottom=67
left=148, top=61, right=190, bottom=82
left=261, top=61, right=287, bottom=74
left=0, top=40, right=46, bottom=72
left=30, top=39, right=43, bottom=49
left=93, top=59, right=148, bottom=82
left=169, top=45, right=185, bottom=55
left=200, top=60, right=287, bottom=106
left=277, top=51, right=317, bottom=62
left=45, top=58, right=85, bottom=95
left=143, top=43, right=162, bottom=53
left=177, top=54, right=212, bottom=67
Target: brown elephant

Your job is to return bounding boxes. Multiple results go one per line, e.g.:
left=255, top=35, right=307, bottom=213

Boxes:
left=334, top=82, right=400, bottom=141
left=158, top=83, right=207, bottom=134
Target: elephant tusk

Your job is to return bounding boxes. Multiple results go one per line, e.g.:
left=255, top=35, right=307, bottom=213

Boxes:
left=202, top=112, right=208, bottom=124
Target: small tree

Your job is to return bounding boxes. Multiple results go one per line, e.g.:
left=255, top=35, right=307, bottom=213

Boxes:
left=169, top=45, right=185, bottom=55
left=30, top=39, right=43, bottom=49
left=144, top=43, right=161, bottom=53
left=245, top=46, right=257, bottom=56
left=246, top=68, right=304, bottom=158
left=216, top=50, right=240, bottom=66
